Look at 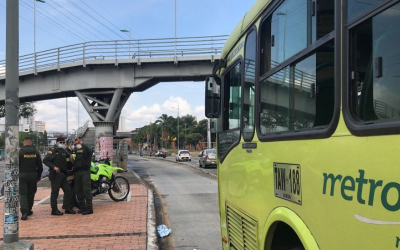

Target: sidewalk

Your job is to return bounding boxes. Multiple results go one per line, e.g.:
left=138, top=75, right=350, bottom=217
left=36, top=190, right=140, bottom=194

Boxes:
left=0, top=169, right=157, bottom=250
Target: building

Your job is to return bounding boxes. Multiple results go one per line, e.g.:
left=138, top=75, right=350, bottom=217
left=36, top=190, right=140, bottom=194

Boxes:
left=0, top=123, right=30, bottom=133
left=35, top=121, right=46, bottom=132
left=118, top=115, right=126, bottom=132
left=21, top=116, right=35, bottom=132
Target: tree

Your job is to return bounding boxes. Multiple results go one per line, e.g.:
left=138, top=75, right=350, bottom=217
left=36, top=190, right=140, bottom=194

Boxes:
left=134, top=115, right=213, bottom=151
left=186, top=133, right=203, bottom=148
left=195, top=119, right=208, bottom=139
left=18, top=131, right=48, bottom=152
left=155, top=114, right=175, bottom=149
left=132, top=126, right=149, bottom=150
left=0, top=102, right=37, bottom=118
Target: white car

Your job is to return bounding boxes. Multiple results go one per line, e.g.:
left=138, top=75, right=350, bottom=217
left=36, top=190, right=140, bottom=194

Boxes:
left=175, top=150, right=191, bottom=161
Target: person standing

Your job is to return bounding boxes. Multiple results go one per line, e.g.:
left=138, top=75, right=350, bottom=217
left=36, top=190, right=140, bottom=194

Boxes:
left=43, top=137, right=76, bottom=216
left=65, top=139, right=75, bottom=172
left=19, top=137, right=43, bottom=220
left=65, top=139, right=79, bottom=209
left=73, top=137, right=94, bottom=215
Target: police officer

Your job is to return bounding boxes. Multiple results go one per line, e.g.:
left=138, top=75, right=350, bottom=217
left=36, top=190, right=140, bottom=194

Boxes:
left=65, top=139, right=79, bottom=209
left=43, top=137, right=76, bottom=215
left=19, top=137, right=43, bottom=220
left=65, top=139, right=74, bottom=172
left=73, top=137, right=93, bottom=215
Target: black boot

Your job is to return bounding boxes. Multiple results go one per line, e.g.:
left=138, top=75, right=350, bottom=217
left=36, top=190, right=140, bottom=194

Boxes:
left=82, top=208, right=93, bottom=215
left=21, top=214, right=28, bottom=220
left=28, top=210, right=33, bottom=216
left=51, top=209, right=63, bottom=216
left=65, top=208, right=76, bottom=214
left=78, top=207, right=87, bottom=214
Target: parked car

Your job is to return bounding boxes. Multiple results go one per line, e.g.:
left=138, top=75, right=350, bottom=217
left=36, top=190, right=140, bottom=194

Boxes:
left=199, top=148, right=217, bottom=168
left=155, top=150, right=164, bottom=157
left=175, top=150, right=191, bottom=161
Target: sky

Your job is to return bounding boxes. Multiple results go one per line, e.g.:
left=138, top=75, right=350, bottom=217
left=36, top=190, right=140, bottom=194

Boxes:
left=0, top=0, right=255, bottom=133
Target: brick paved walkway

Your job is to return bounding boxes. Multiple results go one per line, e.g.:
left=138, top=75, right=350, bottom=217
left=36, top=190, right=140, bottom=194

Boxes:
left=0, top=183, right=148, bottom=250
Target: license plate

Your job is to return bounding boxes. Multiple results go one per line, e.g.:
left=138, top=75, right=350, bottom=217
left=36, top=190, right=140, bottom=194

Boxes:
left=273, top=163, right=302, bottom=205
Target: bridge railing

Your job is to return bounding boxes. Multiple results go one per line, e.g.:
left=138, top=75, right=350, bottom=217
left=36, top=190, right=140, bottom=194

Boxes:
left=0, top=35, right=227, bottom=77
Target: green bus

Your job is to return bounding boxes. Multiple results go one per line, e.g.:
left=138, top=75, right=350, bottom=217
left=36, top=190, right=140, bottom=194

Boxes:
left=205, top=0, right=400, bottom=249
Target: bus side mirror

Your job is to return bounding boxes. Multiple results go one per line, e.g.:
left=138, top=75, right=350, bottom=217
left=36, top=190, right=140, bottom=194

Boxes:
left=205, top=76, right=221, bottom=118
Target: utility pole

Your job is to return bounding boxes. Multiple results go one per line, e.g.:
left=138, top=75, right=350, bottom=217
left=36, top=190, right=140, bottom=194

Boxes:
left=66, top=97, right=68, bottom=135
left=172, top=104, right=179, bottom=149
left=34, top=0, right=45, bottom=75
left=2, top=0, right=33, bottom=248
left=184, top=124, right=186, bottom=149
left=174, top=0, right=177, bottom=64
left=34, top=0, right=36, bottom=75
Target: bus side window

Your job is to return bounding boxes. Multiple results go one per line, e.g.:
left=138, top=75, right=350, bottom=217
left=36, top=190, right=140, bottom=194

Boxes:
left=260, top=0, right=334, bottom=75
left=243, top=30, right=256, bottom=140
left=260, top=18, right=271, bottom=75
left=223, top=63, right=242, bottom=131
left=259, top=42, right=334, bottom=134
left=351, top=3, right=400, bottom=122
left=348, top=0, right=385, bottom=23
left=269, top=0, right=308, bottom=66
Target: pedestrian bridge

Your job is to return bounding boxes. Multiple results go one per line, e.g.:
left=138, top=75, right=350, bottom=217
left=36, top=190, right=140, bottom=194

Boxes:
left=0, top=35, right=226, bottom=137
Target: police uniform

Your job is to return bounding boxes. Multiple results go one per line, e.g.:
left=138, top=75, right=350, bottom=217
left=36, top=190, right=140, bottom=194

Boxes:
left=73, top=144, right=93, bottom=214
left=43, top=146, right=74, bottom=213
left=65, top=145, right=79, bottom=208
left=19, top=145, right=43, bottom=217
left=65, top=146, right=74, bottom=171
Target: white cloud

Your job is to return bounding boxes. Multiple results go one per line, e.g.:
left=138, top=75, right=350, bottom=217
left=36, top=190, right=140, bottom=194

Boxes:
left=162, top=96, right=191, bottom=116
left=35, top=98, right=92, bottom=133
left=123, top=96, right=207, bottom=130
left=194, top=105, right=206, bottom=122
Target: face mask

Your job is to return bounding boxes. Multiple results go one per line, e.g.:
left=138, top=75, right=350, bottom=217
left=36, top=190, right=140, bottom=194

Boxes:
left=75, top=144, right=82, bottom=149
left=58, top=144, right=65, bottom=148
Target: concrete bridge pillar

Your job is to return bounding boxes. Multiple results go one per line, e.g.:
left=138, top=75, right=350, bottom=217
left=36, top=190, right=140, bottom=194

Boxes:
left=93, top=121, right=114, bottom=160
left=75, top=89, right=131, bottom=160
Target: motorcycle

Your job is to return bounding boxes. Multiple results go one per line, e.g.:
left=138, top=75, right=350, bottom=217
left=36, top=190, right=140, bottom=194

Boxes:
left=67, top=157, right=130, bottom=207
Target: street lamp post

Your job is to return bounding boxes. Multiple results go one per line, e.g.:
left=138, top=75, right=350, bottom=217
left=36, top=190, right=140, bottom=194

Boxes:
left=120, top=29, right=131, bottom=58
left=184, top=124, right=186, bottom=149
left=171, top=104, right=179, bottom=149
left=34, top=0, right=45, bottom=75
left=174, top=0, right=177, bottom=64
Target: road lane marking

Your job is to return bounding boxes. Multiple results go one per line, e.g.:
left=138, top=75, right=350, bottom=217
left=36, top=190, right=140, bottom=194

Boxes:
left=34, top=195, right=50, bottom=206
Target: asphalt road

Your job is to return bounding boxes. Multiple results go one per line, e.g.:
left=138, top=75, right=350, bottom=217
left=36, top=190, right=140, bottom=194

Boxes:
left=128, top=155, right=222, bottom=250
left=147, top=155, right=218, bottom=177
